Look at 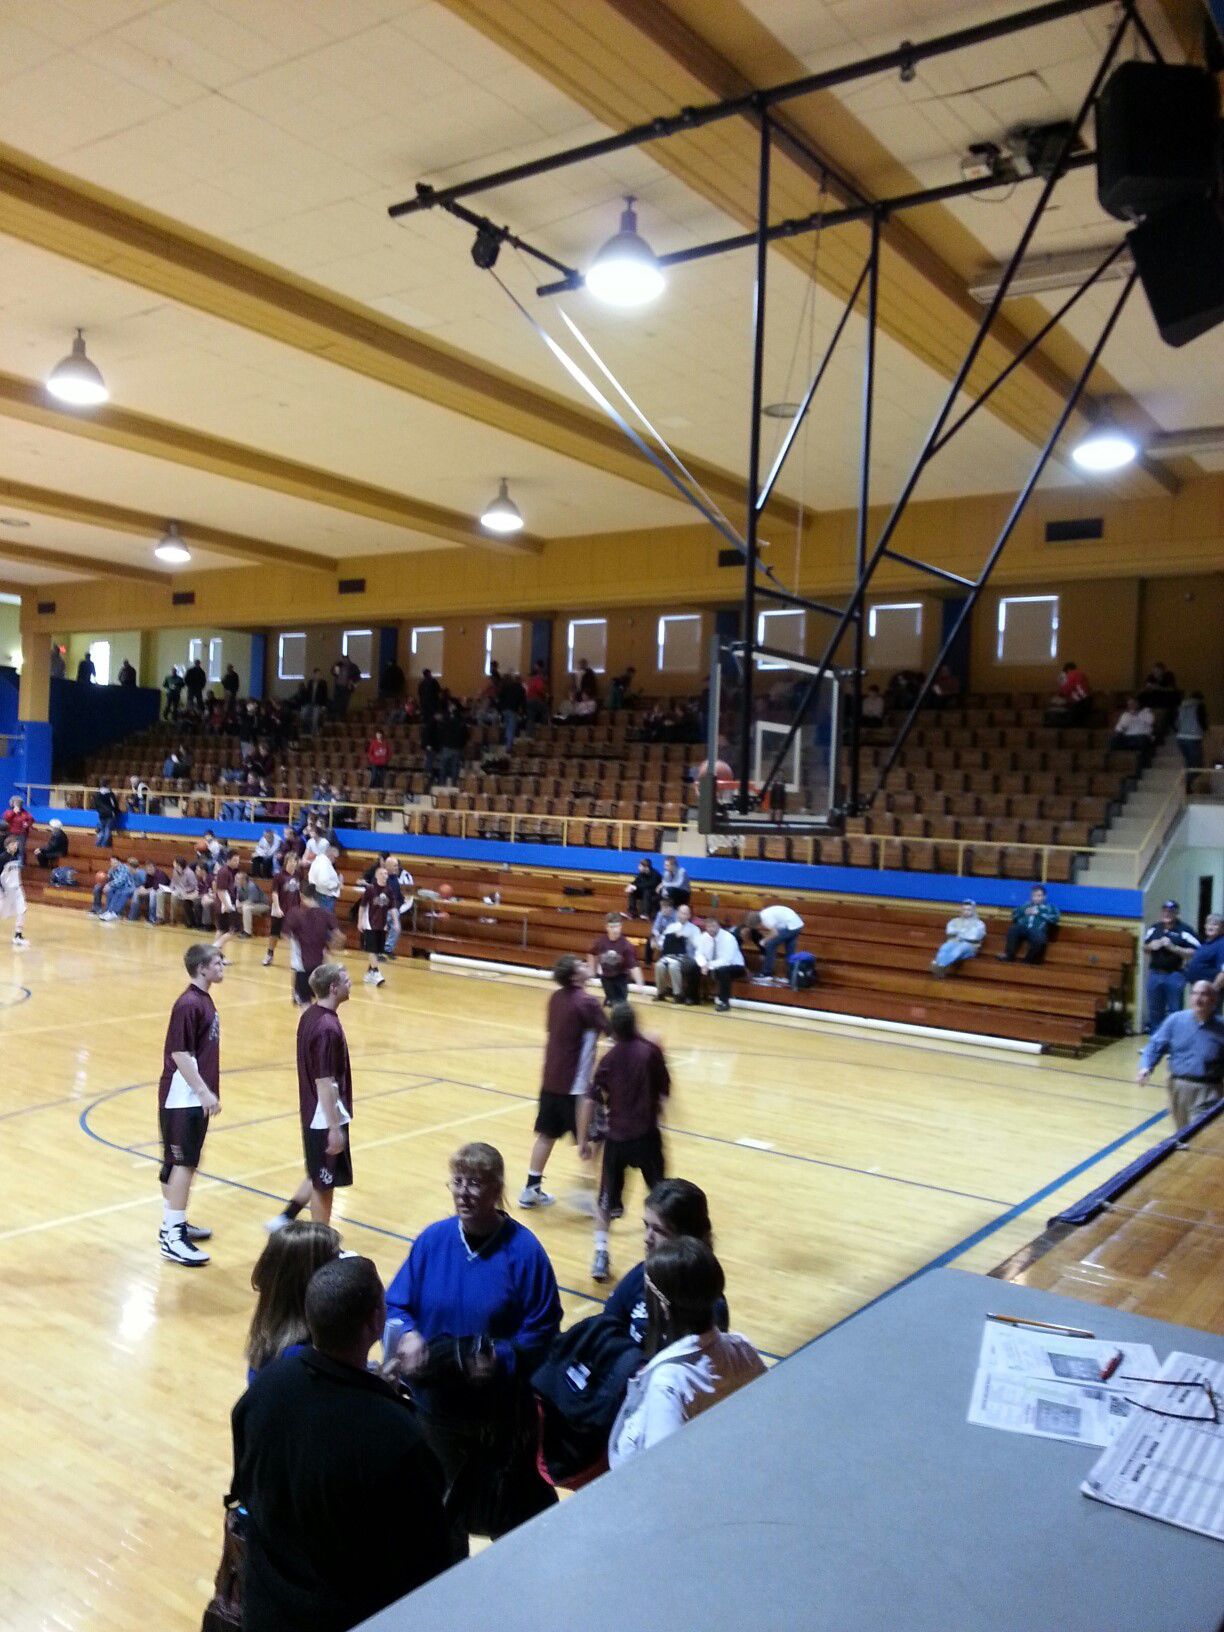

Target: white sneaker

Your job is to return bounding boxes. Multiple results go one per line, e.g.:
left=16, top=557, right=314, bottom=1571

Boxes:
left=99, top=911, right=117, bottom=922
left=591, top=1247, right=611, bottom=1282
left=11, top=933, right=26, bottom=948
left=159, top=1223, right=209, bottom=1267
left=264, top=1212, right=291, bottom=1235
left=371, top=971, right=385, bottom=987
left=362, top=970, right=376, bottom=984
left=517, top=1184, right=555, bottom=1208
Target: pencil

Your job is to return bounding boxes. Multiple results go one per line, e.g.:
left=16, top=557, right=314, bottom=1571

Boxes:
left=986, top=1313, right=1095, bottom=1338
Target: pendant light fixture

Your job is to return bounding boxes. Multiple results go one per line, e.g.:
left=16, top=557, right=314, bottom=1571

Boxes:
left=154, top=521, right=191, bottom=565
left=46, top=329, right=109, bottom=406
left=585, top=196, right=666, bottom=307
left=1071, top=414, right=1139, bottom=473
left=479, top=478, right=524, bottom=535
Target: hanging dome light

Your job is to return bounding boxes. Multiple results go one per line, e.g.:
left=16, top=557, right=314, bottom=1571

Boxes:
left=1071, top=416, right=1139, bottom=473
left=479, top=478, right=524, bottom=535
left=154, top=521, right=191, bottom=565
left=584, top=196, right=665, bottom=307
left=46, top=328, right=109, bottom=406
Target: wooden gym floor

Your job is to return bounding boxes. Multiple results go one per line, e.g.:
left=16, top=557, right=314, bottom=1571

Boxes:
left=0, top=904, right=1172, bottom=1630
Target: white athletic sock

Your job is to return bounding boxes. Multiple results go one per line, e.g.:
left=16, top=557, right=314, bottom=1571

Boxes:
left=594, top=1229, right=609, bottom=1250
left=163, top=1206, right=186, bottom=1230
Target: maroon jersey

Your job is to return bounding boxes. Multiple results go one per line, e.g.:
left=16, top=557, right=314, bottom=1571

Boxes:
left=541, top=984, right=607, bottom=1097
left=590, top=1035, right=670, bottom=1141
left=146, top=867, right=169, bottom=889
left=157, top=985, right=220, bottom=1110
left=591, top=933, right=639, bottom=978
left=272, top=869, right=302, bottom=914
left=296, top=1004, right=353, bottom=1128
left=283, top=903, right=335, bottom=972
left=212, top=863, right=235, bottom=905
left=359, top=883, right=392, bottom=932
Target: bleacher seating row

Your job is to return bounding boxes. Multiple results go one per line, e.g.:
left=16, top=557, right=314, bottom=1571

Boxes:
left=26, top=822, right=1136, bottom=1054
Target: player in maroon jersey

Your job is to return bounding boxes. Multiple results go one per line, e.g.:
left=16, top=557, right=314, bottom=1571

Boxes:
left=157, top=943, right=224, bottom=1267
left=261, top=850, right=302, bottom=968
left=266, top=962, right=354, bottom=1232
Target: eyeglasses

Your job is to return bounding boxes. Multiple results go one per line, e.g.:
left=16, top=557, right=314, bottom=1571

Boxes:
left=448, top=1175, right=495, bottom=1196
left=1119, top=1376, right=1219, bottom=1424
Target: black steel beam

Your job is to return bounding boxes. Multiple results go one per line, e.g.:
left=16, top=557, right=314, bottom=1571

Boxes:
left=738, top=115, right=772, bottom=817
left=436, top=197, right=578, bottom=279
left=389, top=0, right=1113, bottom=220
left=849, top=213, right=880, bottom=813
left=755, top=581, right=846, bottom=619
left=882, top=549, right=975, bottom=588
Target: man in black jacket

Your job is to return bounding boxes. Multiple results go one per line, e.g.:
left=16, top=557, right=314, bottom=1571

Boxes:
left=93, top=781, right=121, bottom=848
left=231, top=1257, right=452, bottom=1632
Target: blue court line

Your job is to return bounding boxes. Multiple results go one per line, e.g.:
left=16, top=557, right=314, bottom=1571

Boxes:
left=75, top=1083, right=783, bottom=1363
left=0, top=984, right=32, bottom=1007
left=781, top=1104, right=1171, bottom=1364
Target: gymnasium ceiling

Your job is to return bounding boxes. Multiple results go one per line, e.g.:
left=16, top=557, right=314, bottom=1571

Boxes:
left=0, top=0, right=1216, bottom=589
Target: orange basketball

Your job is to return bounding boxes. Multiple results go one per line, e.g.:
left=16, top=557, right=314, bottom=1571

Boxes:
left=95, top=870, right=107, bottom=884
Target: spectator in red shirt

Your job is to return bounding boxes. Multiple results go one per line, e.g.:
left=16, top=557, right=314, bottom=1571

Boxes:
left=1055, top=660, right=1092, bottom=725
left=3, top=796, right=34, bottom=858
left=524, top=661, right=549, bottom=729
left=367, top=728, right=390, bottom=790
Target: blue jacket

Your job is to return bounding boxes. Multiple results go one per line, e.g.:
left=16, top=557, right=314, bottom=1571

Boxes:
left=1185, top=936, right=1224, bottom=986
left=385, top=1214, right=561, bottom=1416
left=604, top=1260, right=729, bottom=1348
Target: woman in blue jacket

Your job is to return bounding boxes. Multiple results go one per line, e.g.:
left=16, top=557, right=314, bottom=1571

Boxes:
left=604, top=1178, right=729, bottom=1347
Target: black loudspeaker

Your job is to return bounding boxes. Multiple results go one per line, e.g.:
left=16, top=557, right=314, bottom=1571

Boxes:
left=1096, top=61, right=1220, bottom=221
left=1129, top=197, right=1224, bottom=346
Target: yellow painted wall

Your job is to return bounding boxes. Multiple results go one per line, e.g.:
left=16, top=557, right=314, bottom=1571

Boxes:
left=0, top=597, right=20, bottom=671
left=59, top=629, right=144, bottom=685
left=1136, top=573, right=1224, bottom=714
left=152, top=628, right=254, bottom=692
left=267, top=622, right=383, bottom=703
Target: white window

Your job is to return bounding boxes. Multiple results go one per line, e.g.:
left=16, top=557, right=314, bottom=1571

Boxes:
left=342, top=628, right=373, bottom=680
left=657, top=613, right=702, bottom=672
left=755, top=608, right=805, bottom=669
left=89, top=640, right=111, bottom=686
left=207, top=637, right=223, bottom=683
left=867, top=601, right=923, bottom=668
left=410, top=625, right=443, bottom=678
left=485, top=622, right=523, bottom=676
left=996, top=595, right=1059, bottom=664
left=187, top=638, right=203, bottom=665
left=278, top=632, right=307, bottom=681
left=567, top=617, right=607, bottom=674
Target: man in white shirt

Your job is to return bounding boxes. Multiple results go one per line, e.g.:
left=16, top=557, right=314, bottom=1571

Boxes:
left=743, top=903, right=805, bottom=982
left=931, top=900, right=987, bottom=976
left=1110, top=695, right=1155, bottom=761
left=654, top=903, right=703, bottom=1003
left=696, top=915, right=745, bottom=1012
left=308, top=840, right=344, bottom=915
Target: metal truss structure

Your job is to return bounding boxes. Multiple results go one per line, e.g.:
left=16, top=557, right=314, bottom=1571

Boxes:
left=389, top=0, right=1163, bottom=828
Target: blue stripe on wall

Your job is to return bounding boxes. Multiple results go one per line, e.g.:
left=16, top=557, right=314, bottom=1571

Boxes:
left=27, top=806, right=1143, bottom=918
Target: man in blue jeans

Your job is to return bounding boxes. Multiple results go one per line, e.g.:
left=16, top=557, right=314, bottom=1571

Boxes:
left=93, top=857, right=135, bottom=921
left=93, top=781, right=121, bottom=848
left=1142, top=899, right=1200, bottom=1032
left=744, top=904, right=805, bottom=982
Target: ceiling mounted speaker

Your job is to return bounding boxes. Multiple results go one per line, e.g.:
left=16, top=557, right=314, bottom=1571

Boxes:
left=1128, top=196, right=1224, bottom=347
left=1095, top=62, right=1221, bottom=222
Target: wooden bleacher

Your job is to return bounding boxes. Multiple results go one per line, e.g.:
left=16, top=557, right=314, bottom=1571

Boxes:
left=26, top=823, right=1135, bottom=1053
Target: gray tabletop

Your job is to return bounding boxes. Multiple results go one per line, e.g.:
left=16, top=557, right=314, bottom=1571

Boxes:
left=362, top=1269, right=1224, bottom=1632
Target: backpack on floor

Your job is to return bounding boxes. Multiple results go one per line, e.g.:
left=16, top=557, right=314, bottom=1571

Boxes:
left=531, top=1314, right=642, bottom=1487
left=49, top=866, right=78, bottom=888
left=788, top=951, right=817, bottom=990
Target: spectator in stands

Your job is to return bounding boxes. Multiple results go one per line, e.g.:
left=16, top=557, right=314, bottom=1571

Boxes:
left=930, top=900, right=987, bottom=976
left=329, top=654, right=357, bottom=719
left=524, top=660, right=549, bottom=729
left=696, top=913, right=745, bottom=1012
left=117, top=657, right=137, bottom=688
left=92, top=780, right=121, bottom=848
left=605, top=1179, right=728, bottom=1347
left=1109, top=696, right=1155, bottom=760
left=3, top=796, right=34, bottom=859
left=657, top=856, right=690, bottom=909
left=1053, top=660, right=1091, bottom=725
left=308, top=840, right=344, bottom=915
left=92, top=856, right=135, bottom=921
left=499, top=670, right=526, bottom=750
left=1175, top=690, right=1207, bottom=772
left=127, top=775, right=152, bottom=816
left=75, top=651, right=96, bottom=685
left=417, top=667, right=441, bottom=724
left=743, top=903, right=805, bottom=982
left=999, top=884, right=1060, bottom=965
left=169, top=859, right=200, bottom=928
left=653, top=903, right=701, bottom=1004
left=34, top=818, right=67, bottom=870
left=50, top=643, right=66, bottom=680
left=379, top=656, right=405, bottom=700
left=183, top=657, right=206, bottom=710
left=232, top=1255, right=451, bottom=1632
left=1142, top=899, right=1200, bottom=1032
left=438, top=701, right=468, bottom=785
left=609, top=666, right=636, bottom=711
left=861, top=684, right=886, bottom=723
left=929, top=665, right=960, bottom=710
left=1185, top=915, right=1224, bottom=1012
left=366, top=727, right=390, bottom=790
left=1138, top=661, right=1179, bottom=711
left=193, top=863, right=213, bottom=926
left=129, top=861, right=169, bottom=925
left=590, top=912, right=644, bottom=1006
left=884, top=670, right=920, bottom=712
left=162, top=666, right=184, bottom=721
left=236, top=871, right=269, bottom=938
left=250, top=828, right=281, bottom=879
left=624, top=856, right=662, bottom=920
left=386, top=1141, right=560, bottom=1554
left=245, top=1220, right=342, bottom=1384
left=221, top=662, right=240, bottom=713
left=607, top=1237, right=765, bottom=1467
left=1137, top=979, right=1224, bottom=1130
left=576, top=658, right=599, bottom=706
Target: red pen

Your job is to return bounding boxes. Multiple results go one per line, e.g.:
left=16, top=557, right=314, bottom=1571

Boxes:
left=1100, top=1350, right=1123, bottom=1382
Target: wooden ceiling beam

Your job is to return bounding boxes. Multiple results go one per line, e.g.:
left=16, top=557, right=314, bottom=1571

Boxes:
left=0, top=142, right=800, bottom=531
left=0, top=533, right=160, bottom=585
left=0, top=371, right=542, bottom=555
left=0, top=477, right=335, bottom=575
